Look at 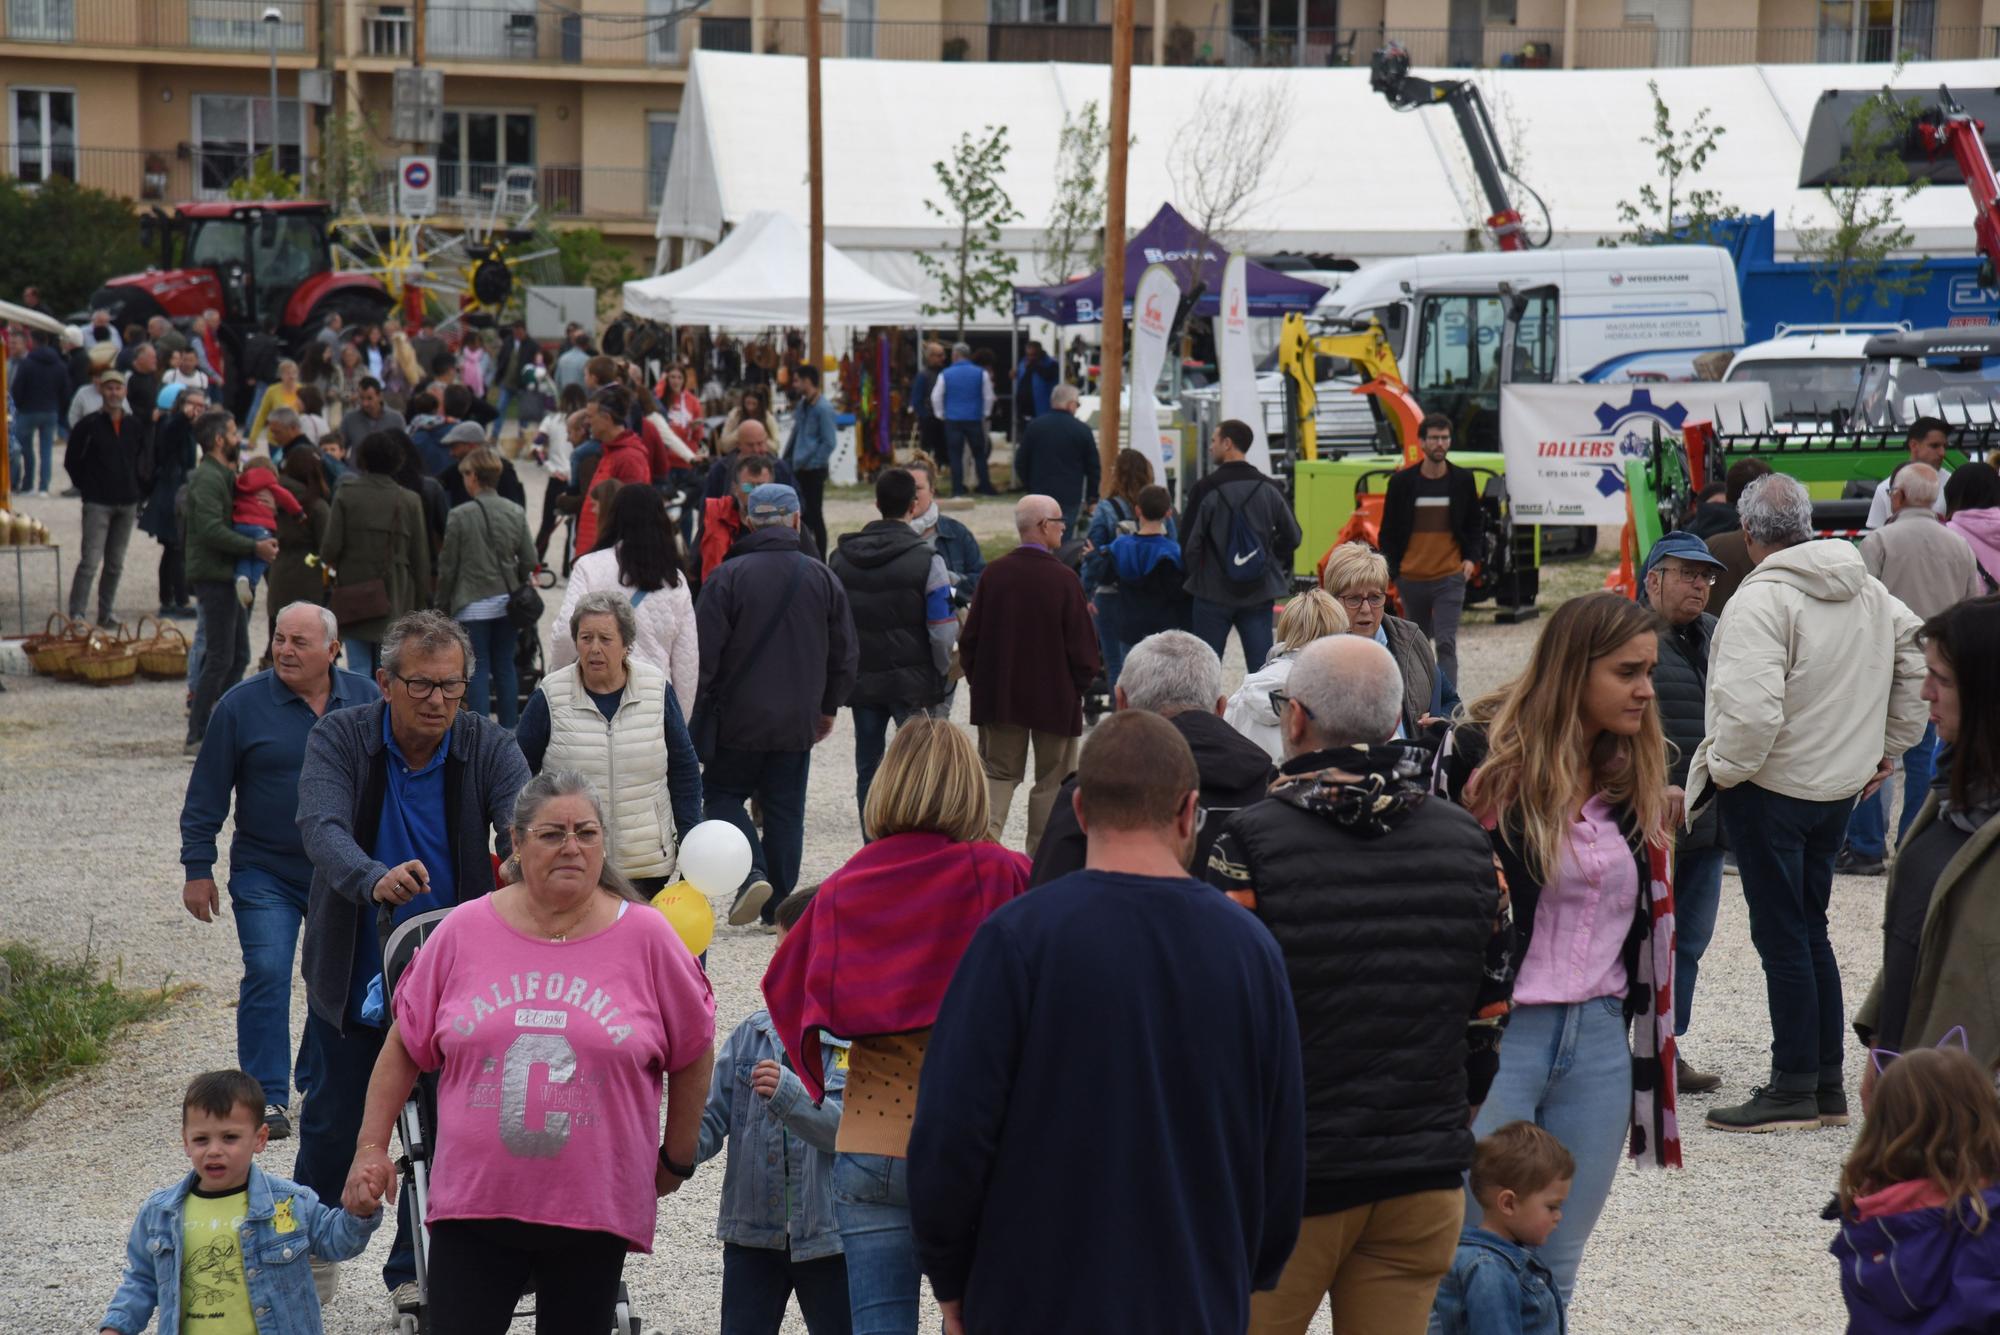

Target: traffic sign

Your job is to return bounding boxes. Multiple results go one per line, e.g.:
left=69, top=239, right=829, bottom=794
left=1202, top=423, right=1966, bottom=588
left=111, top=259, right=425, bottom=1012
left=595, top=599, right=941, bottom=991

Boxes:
left=399, top=155, right=437, bottom=218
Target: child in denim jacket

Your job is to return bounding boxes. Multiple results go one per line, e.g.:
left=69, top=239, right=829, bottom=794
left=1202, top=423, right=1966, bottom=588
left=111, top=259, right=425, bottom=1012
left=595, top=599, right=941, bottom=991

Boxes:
left=100, top=1069, right=381, bottom=1335
left=697, top=889, right=852, bottom=1334
left=1430, top=1121, right=1572, bottom=1335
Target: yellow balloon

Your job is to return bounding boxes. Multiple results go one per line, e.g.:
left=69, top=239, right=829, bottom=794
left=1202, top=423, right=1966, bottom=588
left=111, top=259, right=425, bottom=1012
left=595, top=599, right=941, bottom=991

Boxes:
left=652, top=880, right=715, bottom=957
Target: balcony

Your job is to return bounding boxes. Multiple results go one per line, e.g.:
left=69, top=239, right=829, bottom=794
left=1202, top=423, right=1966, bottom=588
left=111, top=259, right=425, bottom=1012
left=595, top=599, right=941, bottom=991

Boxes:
left=350, top=160, right=661, bottom=223
left=357, top=2, right=686, bottom=68
left=0, top=0, right=314, bottom=54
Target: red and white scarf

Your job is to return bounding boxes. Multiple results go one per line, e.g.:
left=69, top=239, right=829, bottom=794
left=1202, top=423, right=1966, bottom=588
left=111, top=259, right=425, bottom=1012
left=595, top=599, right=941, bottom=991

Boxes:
left=1630, top=839, right=1682, bottom=1168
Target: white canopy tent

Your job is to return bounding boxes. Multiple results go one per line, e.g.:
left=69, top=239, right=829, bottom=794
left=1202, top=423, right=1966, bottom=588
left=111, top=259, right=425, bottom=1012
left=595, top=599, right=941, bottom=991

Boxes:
left=656, top=52, right=1999, bottom=326
left=622, top=208, right=923, bottom=326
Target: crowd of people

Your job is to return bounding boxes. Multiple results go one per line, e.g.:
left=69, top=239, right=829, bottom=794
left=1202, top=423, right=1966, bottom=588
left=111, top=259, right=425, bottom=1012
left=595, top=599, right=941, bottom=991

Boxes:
left=35, top=295, right=2000, bottom=1335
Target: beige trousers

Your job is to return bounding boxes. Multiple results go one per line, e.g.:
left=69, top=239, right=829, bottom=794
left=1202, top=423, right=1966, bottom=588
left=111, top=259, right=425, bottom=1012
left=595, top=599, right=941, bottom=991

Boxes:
left=1248, top=1188, right=1465, bottom=1335
left=977, top=723, right=1078, bottom=856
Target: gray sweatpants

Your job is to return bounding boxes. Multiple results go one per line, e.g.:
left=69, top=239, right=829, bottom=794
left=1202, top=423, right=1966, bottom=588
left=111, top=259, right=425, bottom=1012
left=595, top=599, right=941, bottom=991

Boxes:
left=69, top=501, right=139, bottom=626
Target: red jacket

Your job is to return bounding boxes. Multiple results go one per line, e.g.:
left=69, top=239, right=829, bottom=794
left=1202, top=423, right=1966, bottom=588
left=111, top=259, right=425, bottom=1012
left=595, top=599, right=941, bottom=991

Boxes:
left=699, top=495, right=742, bottom=581
left=598, top=430, right=653, bottom=488
left=232, top=465, right=304, bottom=531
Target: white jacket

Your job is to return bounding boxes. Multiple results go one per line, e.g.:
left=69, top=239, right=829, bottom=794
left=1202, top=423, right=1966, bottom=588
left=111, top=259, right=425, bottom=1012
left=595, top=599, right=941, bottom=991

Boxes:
left=549, top=548, right=698, bottom=718
left=1690, top=539, right=1926, bottom=808
left=1223, top=651, right=1297, bottom=764
left=539, top=660, right=679, bottom=881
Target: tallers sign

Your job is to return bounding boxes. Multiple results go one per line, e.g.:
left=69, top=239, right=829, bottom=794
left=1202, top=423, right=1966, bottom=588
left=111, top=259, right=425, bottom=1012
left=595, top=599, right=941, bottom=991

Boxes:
left=1128, top=263, right=1182, bottom=472
left=1500, top=383, right=1773, bottom=526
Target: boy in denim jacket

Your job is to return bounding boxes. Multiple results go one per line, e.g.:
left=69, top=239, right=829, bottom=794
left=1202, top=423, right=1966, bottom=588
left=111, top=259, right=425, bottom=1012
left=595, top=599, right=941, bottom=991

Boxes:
left=1430, top=1122, right=1572, bottom=1335
left=100, top=1070, right=382, bottom=1335
left=697, top=888, right=852, bottom=1334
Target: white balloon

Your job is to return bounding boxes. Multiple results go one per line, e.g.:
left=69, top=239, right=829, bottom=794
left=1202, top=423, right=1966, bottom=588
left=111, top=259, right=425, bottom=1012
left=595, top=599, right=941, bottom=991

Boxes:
left=677, top=820, right=753, bottom=898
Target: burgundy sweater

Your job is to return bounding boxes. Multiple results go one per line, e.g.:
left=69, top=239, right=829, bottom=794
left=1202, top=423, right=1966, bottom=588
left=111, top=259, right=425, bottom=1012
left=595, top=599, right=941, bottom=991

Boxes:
left=959, top=545, right=1101, bottom=735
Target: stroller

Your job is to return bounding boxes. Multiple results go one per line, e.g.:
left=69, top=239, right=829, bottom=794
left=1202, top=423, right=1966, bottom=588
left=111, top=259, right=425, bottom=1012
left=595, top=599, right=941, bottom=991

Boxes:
left=377, top=907, right=654, bottom=1335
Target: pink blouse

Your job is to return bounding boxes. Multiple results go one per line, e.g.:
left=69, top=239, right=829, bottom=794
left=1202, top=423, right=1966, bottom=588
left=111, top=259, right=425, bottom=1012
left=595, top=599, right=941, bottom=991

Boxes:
left=1513, top=794, right=1638, bottom=1006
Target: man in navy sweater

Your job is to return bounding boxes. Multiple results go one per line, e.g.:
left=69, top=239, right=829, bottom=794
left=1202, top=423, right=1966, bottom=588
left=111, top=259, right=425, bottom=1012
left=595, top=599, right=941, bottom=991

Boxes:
left=908, top=709, right=1305, bottom=1334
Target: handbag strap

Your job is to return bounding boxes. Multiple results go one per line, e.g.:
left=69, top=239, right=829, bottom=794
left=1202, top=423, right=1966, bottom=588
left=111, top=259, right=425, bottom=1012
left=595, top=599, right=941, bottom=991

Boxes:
left=470, top=498, right=520, bottom=594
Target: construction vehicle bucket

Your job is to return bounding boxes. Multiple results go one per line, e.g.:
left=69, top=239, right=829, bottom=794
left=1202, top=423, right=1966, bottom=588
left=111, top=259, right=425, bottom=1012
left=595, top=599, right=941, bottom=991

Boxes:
left=1798, top=86, right=2000, bottom=187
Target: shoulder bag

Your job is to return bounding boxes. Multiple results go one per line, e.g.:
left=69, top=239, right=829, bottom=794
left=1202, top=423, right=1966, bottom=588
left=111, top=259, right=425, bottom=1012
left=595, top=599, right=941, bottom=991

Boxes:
left=689, top=553, right=808, bottom=763
left=473, top=498, right=544, bottom=632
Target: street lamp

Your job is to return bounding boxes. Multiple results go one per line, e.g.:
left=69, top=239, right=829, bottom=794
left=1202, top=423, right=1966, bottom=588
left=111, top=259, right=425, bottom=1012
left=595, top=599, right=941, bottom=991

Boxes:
left=262, top=6, right=282, bottom=178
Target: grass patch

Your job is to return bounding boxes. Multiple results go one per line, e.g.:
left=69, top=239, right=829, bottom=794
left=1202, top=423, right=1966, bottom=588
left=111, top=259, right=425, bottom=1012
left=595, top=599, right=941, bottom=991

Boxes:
left=0, top=934, right=182, bottom=1114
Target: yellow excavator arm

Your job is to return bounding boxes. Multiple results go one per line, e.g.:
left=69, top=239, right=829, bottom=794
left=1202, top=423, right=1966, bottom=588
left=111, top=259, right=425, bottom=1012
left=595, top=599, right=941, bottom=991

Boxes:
left=1277, top=313, right=1424, bottom=463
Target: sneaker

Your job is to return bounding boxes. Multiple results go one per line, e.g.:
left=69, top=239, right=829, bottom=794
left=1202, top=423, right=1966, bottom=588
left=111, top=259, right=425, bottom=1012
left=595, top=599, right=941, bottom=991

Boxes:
left=183, top=739, right=202, bottom=759
left=1818, top=1084, right=1852, bottom=1127
left=164, top=603, right=197, bottom=620
left=1722, top=853, right=1739, bottom=877
left=1705, top=1085, right=1821, bottom=1133
left=234, top=575, right=253, bottom=608
left=390, top=1280, right=421, bottom=1314
left=1835, top=847, right=1886, bottom=876
left=263, top=1103, right=292, bottom=1140
left=727, top=878, right=773, bottom=926
left=1676, top=1056, right=1722, bottom=1094
left=310, top=1258, right=339, bottom=1306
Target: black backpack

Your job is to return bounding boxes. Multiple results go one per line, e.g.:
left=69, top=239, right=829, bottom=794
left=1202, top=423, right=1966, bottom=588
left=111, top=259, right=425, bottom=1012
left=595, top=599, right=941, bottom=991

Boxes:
left=1215, top=484, right=1268, bottom=585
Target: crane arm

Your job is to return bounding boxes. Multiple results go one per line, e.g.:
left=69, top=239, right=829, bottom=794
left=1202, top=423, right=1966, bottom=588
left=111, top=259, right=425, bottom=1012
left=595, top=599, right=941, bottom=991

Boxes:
left=1370, top=43, right=1528, bottom=252
left=1914, top=92, right=2000, bottom=286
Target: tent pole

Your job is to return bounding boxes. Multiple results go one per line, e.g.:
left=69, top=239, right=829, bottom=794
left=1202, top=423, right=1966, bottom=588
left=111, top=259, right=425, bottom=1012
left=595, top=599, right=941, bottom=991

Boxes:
left=1010, top=317, right=1020, bottom=446
left=1099, top=0, right=1133, bottom=486
left=807, top=0, right=826, bottom=376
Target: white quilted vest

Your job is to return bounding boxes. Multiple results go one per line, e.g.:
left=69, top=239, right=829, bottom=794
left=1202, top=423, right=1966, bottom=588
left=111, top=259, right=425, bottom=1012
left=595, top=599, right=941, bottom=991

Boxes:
left=539, top=659, right=678, bottom=881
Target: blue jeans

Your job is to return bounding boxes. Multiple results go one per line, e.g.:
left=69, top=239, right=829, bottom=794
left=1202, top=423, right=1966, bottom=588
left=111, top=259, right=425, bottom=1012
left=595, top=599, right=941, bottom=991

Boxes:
left=852, top=702, right=945, bottom=835
left=703, top=746, right=811, bottom=923
left=12, top=409, right=56, bottom=491
left=1673, top=844, right=1727, bottom=1037
left=832, top=1153, right=919, bottom=1335
left=488, top=386, right=517, bottom=439
left=942, top=420, right=990, bottom=495
left=1719, top=781, right=1852, bottom=1085
left=1843, top=723, right=1939, bottom=859
left=295, top=1012, right=416, bottom=1291
left=228, top=866, right=311, bottom=1109
left=460, top=615, right=519, bottom=728
left=1092, top=590, right=1128, bottom=687
left=1191, top=597, right=1275, bottom=672
left=233, top=523, right=273, bottom=592
left=721, top=1241, right=853, bottom=1335
left=342, top=637, right=379, bottom=676
left=1470, top=997, right=1633, bottom=1303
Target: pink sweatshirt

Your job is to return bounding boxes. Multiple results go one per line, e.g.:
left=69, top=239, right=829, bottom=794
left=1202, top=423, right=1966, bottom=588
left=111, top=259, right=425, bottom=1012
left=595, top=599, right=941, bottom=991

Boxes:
left=392, top=895, right=716, bottom=1251
left=1948, top=507, right=2000, bottom=590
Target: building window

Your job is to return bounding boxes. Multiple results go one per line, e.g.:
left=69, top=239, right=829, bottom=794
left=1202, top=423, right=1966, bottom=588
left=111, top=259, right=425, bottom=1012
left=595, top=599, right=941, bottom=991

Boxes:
left=7, top=0, right=72, bottom=42
left=10, top=86, right=75, bottom=184
left=194, top=93, right=304, bottom=195
left=647, top=113, right=676, bottom=208
left=844, top=0, right=876, bottom=57
left=440, top=109, right=535, bottom=207
left=190, top=0, right=307, bottom=50
left=646, top=0, right=683, bottom=62
left=428, top=0, right=534, bottom=59
left=989, top=0, right=1097, bottom=22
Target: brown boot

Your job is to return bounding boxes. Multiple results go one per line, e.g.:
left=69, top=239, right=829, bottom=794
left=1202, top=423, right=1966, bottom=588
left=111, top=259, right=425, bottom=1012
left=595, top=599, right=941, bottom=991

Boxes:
left=1677, top=1056, right=1722, bottom=1094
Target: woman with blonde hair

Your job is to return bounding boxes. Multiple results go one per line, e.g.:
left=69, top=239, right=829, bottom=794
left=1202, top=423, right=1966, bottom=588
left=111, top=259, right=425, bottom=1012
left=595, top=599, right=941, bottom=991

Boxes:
left=247, top=357, right=303, bottom=445
left=1320, top=540, right=1454, bottom=735
left=1082, top=448, right=1176, bottom=686
left=1436, top=590, right=1679, bottom=1302
left=1223, top=589, right=1349, bottom=762
left=763, top=716, right=1031, bottom=1333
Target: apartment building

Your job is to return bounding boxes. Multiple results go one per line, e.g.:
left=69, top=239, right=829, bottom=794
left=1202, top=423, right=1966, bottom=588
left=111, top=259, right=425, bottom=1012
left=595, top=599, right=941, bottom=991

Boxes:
left=1, top=0, right=1995, bottom=250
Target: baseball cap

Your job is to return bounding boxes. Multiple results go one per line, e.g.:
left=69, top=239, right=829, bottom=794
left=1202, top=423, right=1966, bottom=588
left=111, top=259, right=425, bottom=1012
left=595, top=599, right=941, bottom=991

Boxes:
left=96, top=368, right=128, bottom=385
left=746, top=483, right=800, bottom=521
left=444, top=421, right=488, bottom=445
left=1642, top=530, right=1726, bottom=581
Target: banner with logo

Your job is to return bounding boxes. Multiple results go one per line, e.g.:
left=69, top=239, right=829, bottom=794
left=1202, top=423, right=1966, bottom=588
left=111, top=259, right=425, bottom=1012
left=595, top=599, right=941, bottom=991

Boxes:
left=1217, top=253, right=1269, bottom=475
left=1129, top=263, right=1181, bottom=473
left=1500, top=382, right=1774, bottom=526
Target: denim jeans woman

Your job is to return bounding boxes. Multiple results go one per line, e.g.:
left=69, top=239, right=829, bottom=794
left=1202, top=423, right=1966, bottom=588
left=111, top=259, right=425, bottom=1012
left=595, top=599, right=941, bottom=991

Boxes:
left=834, top=1153, right=920, bottom=1334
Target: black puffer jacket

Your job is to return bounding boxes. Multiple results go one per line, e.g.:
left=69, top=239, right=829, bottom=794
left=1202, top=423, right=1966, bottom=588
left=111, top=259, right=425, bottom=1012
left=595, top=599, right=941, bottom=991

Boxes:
left=1206, top=744, right=1513, bottom=1215
left=830, top=519, right=948, bottom=710
left=1655, top=612, right=1719, bottom=849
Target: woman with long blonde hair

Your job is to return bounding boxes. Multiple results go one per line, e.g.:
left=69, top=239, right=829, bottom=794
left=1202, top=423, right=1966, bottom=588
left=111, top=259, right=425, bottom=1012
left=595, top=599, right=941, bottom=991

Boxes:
left=1437, top=590, right=1678, bottom=1303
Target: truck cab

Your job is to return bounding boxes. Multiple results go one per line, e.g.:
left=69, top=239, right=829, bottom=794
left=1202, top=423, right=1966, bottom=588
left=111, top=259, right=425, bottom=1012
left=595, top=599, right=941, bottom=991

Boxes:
left=1720, top=325, right=1905, bottom=431
left=1853, top=327, right=2000, bottom=429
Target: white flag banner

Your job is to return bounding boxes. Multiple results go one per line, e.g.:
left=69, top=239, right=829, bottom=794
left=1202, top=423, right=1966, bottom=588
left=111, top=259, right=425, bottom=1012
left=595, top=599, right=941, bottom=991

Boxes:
left=1129, top=263, right=1181, bottom=473
left=1500, top=382, right=1775, bottom=526
left=1217, top=253, right=1269, bottom=474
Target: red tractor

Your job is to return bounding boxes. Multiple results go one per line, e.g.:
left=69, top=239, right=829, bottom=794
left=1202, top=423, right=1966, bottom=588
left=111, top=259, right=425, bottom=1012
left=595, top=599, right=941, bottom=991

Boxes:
left=87, top=199, right=393, bottom=413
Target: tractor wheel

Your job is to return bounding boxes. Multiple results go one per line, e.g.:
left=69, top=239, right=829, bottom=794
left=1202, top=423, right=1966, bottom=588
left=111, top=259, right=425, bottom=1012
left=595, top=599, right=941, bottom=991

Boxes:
left=303, top=291, right=393, bottom=348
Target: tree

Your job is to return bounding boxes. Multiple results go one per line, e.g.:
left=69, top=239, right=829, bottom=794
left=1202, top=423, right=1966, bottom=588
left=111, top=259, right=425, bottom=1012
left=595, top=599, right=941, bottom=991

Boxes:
left=916, top=126, right=1020, bottom=339
left=311, top=112, right=382, bottom=212
left=226, top=150, right=301, bottom=202
left=0, top=175, right=153, bottom=313
left=540, top=224, right=641, bottom=315
left=1167, top=78, right=1293, bottom=252
left=1042, top=100, right=1117, bottom=283
left=1793, top=85, right=1928, bottom=320
left=1610, top=80, right=1740, bottom=246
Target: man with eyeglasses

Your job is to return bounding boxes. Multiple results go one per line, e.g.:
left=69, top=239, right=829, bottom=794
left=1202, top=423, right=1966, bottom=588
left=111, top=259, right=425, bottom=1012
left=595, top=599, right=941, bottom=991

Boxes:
left=294, top=609, right=530, bottom=1315
left=1378, top=412, right=1484, bottom=686
left=1641, top=530, right=1728, bottom=1094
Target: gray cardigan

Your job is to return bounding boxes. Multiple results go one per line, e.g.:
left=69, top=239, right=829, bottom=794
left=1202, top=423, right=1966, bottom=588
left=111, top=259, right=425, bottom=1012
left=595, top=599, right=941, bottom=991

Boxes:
left=297, top=700, right=529, bottom=1031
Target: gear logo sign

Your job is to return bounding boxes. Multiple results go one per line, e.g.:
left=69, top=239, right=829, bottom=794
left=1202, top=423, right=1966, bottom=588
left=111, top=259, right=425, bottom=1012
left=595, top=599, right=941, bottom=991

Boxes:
left=1594, top=389, right=1689, bottom=434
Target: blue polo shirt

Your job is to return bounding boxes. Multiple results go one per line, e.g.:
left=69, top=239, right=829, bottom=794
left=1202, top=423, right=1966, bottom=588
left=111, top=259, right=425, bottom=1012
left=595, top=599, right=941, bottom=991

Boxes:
left=181, top=666, right=378, bottom=883
left=347, top=708, right=458, bottom=1026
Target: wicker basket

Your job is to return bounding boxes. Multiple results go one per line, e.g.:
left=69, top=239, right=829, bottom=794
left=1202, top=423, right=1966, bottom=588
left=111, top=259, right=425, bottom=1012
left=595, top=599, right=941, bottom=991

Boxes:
left=72, top=631, right=139, bottom=687
left=132, top=617, right=190, bottom=680
left=25, top=614, right=90, bottom=677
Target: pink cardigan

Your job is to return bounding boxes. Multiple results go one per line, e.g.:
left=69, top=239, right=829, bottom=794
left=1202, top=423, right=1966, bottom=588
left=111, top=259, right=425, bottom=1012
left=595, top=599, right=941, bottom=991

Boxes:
left=549, top=547, right=699, bottom=717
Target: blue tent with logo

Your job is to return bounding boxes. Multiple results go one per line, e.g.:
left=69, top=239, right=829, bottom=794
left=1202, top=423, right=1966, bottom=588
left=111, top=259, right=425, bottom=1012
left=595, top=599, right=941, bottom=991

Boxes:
left=1011, top=203, right=1328, bottom=325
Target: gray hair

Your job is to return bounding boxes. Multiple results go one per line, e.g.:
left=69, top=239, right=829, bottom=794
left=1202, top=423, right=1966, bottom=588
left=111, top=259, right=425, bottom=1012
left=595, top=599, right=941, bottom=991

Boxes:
left=277, top=601, right=338, bottom=646
left=1050, top=383, right=1080, bottom=411
left=508, top=769, right=642, bottom=903
left=1287, top=635, right=1404, bottom=751
left=1738, top=473, right=1815, bottom=548
left=1894, top=461, right=1941, bottom=508
left=266, top=406, right=300, bottom=433
left=951, top=341, right=971, bottom=360
left=1118, top=631, right=1222, bottom=717
left=381, top=609, right=475, bottom=680
left=570, top=589, right=638, bottom=647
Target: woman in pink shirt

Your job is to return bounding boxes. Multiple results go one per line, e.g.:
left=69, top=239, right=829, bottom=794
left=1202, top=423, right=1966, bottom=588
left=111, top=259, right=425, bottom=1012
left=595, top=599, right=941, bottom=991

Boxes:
left=1436, top=591, right=1680, bottom=1303
left=343, top=770, right=716, bottom=1333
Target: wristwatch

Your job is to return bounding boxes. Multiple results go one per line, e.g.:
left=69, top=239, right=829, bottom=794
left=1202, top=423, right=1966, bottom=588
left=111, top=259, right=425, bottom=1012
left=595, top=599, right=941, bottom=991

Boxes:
left=658, top=1146, right=696, bottom=1180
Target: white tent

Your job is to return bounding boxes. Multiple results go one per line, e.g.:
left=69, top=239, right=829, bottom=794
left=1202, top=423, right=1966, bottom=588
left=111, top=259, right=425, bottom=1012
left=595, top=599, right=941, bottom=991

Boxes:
left=623, top=208, right=923, bottom=326
left=656, top=51, right=2000, bottom=325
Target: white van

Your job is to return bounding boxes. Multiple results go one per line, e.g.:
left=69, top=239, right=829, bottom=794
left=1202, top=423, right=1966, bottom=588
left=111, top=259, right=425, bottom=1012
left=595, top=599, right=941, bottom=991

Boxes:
left=1316, top=245, right=1746, bottom=448
left=1720, top=325, right=1905, bottom=431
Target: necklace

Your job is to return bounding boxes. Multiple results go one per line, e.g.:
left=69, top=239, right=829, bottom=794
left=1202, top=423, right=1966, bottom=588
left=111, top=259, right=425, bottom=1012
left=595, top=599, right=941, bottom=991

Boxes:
left=526, top=894, right=597, bottom=942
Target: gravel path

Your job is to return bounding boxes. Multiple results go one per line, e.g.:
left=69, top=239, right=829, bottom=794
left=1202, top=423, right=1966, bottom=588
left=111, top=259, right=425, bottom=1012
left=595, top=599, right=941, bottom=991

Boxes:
left=0, top=471, right=1874, bottom=1332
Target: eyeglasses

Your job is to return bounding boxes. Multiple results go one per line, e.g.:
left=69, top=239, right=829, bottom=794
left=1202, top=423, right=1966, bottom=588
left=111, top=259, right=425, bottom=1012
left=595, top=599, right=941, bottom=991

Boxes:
left=524, top=824, right=605, bottom=850
left=392, top=673, right=470, bottom=700
left=1659, top=566, right=1719, bottom=587
left=1335, top=592, right=1387, bottom=610
left=1269, top=689, right=1316, bottom=721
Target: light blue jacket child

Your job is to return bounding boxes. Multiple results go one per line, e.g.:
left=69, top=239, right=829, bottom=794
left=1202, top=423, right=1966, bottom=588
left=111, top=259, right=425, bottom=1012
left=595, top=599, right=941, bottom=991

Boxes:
left=1430, top=1226, right=1567, bottom=1335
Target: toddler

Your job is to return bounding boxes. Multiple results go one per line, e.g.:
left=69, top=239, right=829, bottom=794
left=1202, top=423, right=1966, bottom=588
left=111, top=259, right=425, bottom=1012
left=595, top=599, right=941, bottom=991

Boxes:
left=1430, top=1121, right=1573, bottom=1334
left=232, top=454, right=303, bottom=607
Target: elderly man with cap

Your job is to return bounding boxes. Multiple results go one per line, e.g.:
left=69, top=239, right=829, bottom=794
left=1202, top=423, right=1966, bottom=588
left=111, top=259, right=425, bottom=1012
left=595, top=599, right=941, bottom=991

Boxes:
left=1642, top=529, right=1729, bottom=1093
left=435, top=419, right=526, bottom=509
left=695, top=482, right=858, bottom=928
